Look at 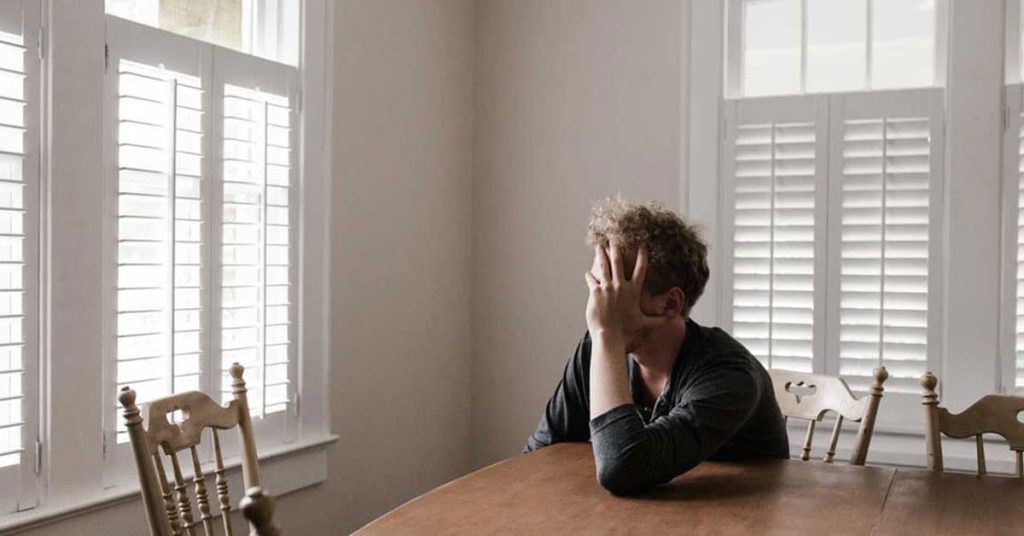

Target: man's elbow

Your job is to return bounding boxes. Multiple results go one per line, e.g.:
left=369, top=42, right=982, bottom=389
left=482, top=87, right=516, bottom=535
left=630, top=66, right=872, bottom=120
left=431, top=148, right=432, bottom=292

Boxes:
left=595, top=458, right=651, bottom=496
left=595, top=452, right=701, bottom=496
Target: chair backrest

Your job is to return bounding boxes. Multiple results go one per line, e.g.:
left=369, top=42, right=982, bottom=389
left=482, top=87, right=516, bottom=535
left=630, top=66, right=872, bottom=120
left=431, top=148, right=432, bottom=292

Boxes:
left=921, top=372, right=1024, bottom=477
left=770, top=367, right=888, bottom=465
left=119, top=363, right=281, bottom=536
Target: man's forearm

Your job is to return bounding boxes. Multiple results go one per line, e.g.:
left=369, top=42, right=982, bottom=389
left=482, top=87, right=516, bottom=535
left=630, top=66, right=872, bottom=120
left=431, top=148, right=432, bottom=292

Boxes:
left=589, top=330, right=632, bottom=419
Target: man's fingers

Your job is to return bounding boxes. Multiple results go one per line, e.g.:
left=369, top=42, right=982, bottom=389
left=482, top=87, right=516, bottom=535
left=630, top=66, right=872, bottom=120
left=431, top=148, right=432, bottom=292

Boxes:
left=639, top=310, right=667, bottom=330
left=584, top=271, right=599, bottom=290
left=632, top=246, right=649, bottom=286
left=594, top=246, right=612, bottom=283
left=609, top=244, right=624, bottom=283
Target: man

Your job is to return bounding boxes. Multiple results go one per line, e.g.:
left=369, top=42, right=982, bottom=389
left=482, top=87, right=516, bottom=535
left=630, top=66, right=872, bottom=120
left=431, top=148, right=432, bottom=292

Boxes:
left=525, top=197, right=789, bottom=495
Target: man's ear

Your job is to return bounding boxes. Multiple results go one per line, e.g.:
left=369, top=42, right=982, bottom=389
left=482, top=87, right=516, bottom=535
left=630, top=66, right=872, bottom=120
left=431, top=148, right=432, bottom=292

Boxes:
left=662, top=288, right=686, bottom=318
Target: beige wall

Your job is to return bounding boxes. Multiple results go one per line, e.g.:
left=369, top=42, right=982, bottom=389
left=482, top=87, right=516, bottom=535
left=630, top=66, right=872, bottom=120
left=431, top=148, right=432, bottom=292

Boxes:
left=317, top=0, right=475, bottom=530
left=22, top=0, right=691, bottom=533
left=21, top=0, right=476, bottom=534
left=472, top=0, right=686, bottom=465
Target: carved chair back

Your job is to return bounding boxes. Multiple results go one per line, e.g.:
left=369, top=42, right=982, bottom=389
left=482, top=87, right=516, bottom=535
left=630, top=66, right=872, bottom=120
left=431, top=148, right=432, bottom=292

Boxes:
left=770, top=367, right=888, bottom=465
left=119, top=363, right=281, bottom=536
left=921, top=372, right=1024, bottom=477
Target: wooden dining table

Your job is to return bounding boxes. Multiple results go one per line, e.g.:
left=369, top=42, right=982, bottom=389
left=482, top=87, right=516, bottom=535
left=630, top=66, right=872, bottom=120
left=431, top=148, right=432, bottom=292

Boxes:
left=355, top=443, right=1024, bottom=535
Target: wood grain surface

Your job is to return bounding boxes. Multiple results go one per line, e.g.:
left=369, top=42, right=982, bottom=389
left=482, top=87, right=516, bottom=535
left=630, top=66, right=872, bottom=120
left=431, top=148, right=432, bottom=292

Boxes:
left=875, top=469, right=1024, bottom=536
left=355, top=443, right=897, bottom=535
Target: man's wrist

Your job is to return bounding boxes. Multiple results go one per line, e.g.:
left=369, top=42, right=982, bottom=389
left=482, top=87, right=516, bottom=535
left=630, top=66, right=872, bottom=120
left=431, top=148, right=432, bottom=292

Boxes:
left=589, top=329, right=625, bottom=351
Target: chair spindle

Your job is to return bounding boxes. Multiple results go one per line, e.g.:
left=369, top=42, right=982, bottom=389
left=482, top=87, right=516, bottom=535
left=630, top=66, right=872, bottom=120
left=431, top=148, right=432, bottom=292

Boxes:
left=213, top=429, right=234, bottom=536
left=801, top=420, right=816, bottom=461
left=976, top=435, right=986, bottom=475
left=153, top=452, right=184, bottom=536
left=190, top=444, right=216, bottom=536
left=824, top=415, right=844, bottom=463
left=169, top=450, right=197, bottom=535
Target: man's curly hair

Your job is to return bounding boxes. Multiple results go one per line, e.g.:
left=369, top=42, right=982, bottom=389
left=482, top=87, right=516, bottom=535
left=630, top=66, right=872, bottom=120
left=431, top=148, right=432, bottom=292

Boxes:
left=586, top=197, right=709, bottom=316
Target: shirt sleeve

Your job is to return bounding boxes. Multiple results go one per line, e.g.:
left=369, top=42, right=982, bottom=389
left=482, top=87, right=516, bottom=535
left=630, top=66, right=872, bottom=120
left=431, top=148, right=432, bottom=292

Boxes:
left=524, top=333, right=593, bottom=452
left=588, top=361, right=762, bottom=495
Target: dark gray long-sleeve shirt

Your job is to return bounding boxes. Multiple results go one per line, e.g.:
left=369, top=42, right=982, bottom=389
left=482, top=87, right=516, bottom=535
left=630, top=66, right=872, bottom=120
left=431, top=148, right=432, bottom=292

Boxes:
left=525, top=319, right=789, bottom=495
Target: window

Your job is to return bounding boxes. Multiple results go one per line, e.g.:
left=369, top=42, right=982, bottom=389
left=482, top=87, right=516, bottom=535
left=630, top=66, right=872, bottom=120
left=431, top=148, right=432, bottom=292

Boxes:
left=0, top=1, right=328, bottom=528
left=730, top=0, right=945, bottom=97
left=722, top=0, right=947, bottom=417
left=0, top=0, right=40, bottom=515
left=722, top=89, right=944, bottom=403
left=106, top=0, right=299, bottom=65
left=104, top=15, right=299, bottom=472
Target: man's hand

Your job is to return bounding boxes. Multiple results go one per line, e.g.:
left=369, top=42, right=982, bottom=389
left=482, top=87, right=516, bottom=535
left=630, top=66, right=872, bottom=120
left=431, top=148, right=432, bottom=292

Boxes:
left=584, top=245, right=663, bottom=350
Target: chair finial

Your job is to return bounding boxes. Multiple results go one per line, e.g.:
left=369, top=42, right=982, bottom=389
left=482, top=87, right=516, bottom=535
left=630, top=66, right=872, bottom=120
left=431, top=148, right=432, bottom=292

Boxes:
left=869, top=367, right=889, bottom=397
left=921, top=372, right=938, bottom=395
left=118, top=386, right=137, bottom=410
left=230, top=362, right=247, bottom=396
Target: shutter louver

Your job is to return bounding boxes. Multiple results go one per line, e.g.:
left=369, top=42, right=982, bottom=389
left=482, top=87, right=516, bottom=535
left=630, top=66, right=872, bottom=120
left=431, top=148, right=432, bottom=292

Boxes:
left=732, top=121, right=817, bottom=373
left=115, top=59, right=205, bottom=441
left=838, top=116, right=931, bottom=393
left=0, top=24, right=27, bottom=470
left=219, top=84, right=292, bottom=418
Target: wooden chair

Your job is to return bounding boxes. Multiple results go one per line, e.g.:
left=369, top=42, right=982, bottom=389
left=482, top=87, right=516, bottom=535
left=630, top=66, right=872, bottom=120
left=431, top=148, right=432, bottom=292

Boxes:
left=921, top=372, right=1024, bottom=477
left=119, top=363, right=282, bottom=536
left=770, top=367, right=888, bottom=465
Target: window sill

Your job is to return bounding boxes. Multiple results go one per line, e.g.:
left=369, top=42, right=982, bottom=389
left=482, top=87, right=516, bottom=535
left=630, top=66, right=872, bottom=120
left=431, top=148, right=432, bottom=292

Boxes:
left=0, top=434, right=338, bottom=534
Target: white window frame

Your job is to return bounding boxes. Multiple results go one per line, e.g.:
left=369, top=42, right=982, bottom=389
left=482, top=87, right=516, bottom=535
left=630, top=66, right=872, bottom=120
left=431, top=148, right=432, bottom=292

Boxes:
left=725, top=0, right=949, bottom=98
left=720, top=88, right=945, bottom=428
left=0, top=0, right=332, bottom=531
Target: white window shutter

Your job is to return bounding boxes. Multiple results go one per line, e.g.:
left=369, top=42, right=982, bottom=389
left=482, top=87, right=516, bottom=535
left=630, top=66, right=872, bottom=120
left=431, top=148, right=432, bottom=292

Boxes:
left=722, top=95, right=829, bottom=374
left=0, top=0, right=40, bottom=514
left=827, top=89, right=944, bottom=394
left=104, top=18, right=211, bottom=454
left=212, top=47, right=298, bottom=432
